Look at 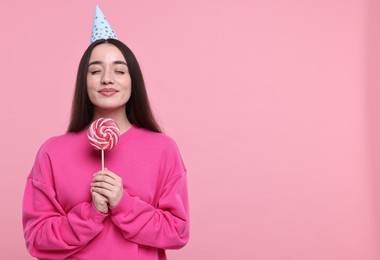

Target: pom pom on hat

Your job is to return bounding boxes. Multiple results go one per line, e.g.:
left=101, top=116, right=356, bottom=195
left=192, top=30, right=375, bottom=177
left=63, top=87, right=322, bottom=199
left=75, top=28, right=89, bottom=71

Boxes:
left=91, top=5, right=118, bottom=43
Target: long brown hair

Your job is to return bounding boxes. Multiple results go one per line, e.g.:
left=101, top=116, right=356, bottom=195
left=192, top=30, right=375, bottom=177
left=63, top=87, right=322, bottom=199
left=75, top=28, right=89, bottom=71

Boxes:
left=67, top=39, right=161, bottom=133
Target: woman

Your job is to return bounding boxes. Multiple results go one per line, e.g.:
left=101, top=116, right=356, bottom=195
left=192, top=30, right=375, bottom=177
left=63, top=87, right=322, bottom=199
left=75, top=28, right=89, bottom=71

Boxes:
left=22, top=37, right=189, bottom=259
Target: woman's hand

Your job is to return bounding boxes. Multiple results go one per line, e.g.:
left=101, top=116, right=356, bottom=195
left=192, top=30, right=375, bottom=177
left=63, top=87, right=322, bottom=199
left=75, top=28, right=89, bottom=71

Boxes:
left=91, top=189, right=109, bottom=214
left=91, top=169, right=124, bottom=207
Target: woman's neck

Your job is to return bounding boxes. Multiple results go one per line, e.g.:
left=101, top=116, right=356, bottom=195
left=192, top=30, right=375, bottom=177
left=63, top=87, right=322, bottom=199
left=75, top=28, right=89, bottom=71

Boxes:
left=93, top=109, right=132, bottom=134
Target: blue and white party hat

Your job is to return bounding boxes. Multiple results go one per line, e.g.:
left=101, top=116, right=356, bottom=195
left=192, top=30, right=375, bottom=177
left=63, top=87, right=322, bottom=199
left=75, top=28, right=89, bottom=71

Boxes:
left=91, top=5, right=118, bottom=43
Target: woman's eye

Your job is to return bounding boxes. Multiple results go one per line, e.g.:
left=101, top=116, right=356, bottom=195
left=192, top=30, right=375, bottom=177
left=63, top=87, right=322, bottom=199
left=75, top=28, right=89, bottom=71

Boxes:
left=116, top=71, right=125, bottom=74
left=89, top=70, right=101, bottom=75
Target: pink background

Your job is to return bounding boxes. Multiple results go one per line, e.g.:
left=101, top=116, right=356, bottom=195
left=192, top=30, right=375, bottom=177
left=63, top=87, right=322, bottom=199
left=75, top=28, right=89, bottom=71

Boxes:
left=1, top=0, right=379, bottom=259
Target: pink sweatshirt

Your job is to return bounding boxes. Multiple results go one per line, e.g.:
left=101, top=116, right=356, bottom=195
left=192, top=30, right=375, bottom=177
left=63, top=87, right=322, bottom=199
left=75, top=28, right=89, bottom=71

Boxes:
left=22, top=125, right=189, bottom=260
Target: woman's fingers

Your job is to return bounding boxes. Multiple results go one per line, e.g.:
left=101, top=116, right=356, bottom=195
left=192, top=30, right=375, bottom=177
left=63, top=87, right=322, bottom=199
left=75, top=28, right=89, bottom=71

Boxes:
left=92, top=169, right=124, bottom=207
left=91, top=186, right=123, bottom=206
left=91, top=189, right=109, bottom=213
left=93, top=169, right=122, bottom=185
left=92, top=180, right=114, bottom=191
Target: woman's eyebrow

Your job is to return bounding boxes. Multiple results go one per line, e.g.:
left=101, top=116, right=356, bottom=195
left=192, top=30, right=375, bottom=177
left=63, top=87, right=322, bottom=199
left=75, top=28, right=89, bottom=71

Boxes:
left=88, top=61, right=102, bottom=67
left=88, top=60, right=127, bottom=66
left=113, top=61, right=128, bottom=66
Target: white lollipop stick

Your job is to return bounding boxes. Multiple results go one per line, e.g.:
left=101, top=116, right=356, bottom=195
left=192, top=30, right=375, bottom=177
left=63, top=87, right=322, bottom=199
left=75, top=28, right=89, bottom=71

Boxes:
left=102, top=149, right=105, bottom=171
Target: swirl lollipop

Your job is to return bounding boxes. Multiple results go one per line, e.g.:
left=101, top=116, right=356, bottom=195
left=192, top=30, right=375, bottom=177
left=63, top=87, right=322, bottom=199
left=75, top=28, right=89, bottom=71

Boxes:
left=87, top=118, right=120, bottom=170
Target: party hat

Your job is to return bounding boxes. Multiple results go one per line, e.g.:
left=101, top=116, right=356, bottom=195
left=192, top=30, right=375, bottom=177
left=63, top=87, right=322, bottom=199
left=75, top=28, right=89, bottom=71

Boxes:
left=91, top=5, right=118, bottom=43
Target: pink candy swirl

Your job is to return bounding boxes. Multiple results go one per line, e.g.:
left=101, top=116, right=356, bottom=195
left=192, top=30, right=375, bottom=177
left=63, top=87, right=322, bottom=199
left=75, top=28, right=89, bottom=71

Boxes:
left=87, top=118, right=120, bottom=150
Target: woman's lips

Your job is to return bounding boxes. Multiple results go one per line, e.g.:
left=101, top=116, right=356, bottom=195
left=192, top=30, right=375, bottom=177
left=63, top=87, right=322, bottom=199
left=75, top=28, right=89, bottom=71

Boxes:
left=99, top=88, right=118, bottom=96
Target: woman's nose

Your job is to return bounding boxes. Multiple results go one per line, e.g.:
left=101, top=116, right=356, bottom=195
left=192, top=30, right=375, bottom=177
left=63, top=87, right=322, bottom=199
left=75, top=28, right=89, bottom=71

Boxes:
left=101, top=70, right=114, bottom=85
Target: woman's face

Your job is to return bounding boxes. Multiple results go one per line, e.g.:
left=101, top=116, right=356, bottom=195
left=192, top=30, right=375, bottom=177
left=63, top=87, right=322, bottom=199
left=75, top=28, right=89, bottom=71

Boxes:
left=87, top=43, right=132, bottom=115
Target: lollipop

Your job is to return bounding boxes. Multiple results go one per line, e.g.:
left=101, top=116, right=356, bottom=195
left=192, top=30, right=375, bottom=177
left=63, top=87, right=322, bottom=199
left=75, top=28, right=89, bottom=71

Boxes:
left=87, top=118, right=120, bottom=170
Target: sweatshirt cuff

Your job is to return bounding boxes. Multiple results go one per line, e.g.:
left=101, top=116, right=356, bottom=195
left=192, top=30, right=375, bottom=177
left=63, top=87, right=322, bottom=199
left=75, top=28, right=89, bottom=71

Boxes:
left=110, top=192, right=134, bottom=216
left=86, top=203, right=109, bottom=226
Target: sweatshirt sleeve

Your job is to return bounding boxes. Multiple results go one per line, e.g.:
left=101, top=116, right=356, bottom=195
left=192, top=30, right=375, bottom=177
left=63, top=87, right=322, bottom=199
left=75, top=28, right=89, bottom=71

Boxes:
left=110, top=140, right=190, bottom=249
left=22, top=146, right=108, bottom=259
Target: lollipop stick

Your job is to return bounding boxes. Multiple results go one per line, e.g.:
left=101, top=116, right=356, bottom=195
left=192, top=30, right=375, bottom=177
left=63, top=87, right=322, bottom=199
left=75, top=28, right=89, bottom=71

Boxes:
left=101, top=149, right=105, bottom=171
